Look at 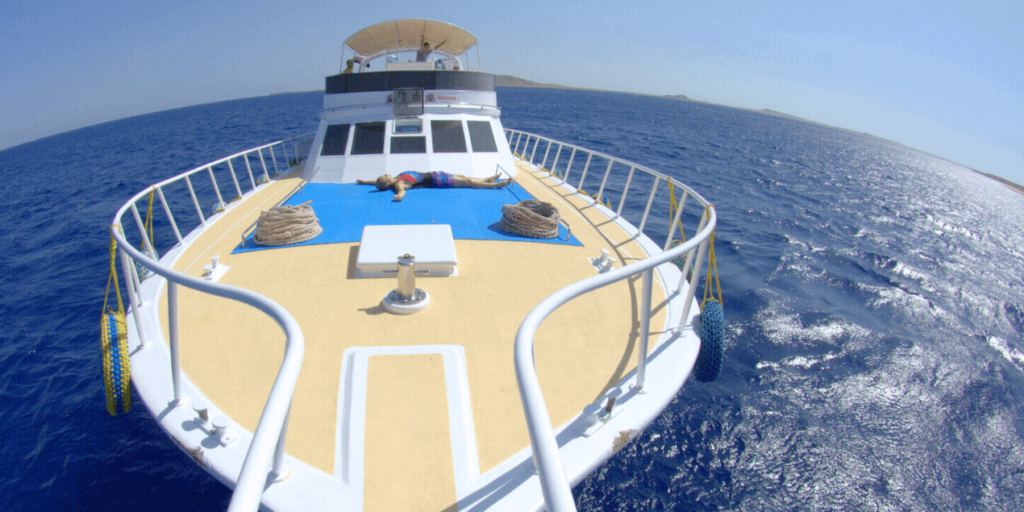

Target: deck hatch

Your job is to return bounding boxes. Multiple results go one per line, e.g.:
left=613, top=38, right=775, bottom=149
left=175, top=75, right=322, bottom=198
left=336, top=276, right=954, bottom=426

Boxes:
left=355, top=224, right=457, bottom=278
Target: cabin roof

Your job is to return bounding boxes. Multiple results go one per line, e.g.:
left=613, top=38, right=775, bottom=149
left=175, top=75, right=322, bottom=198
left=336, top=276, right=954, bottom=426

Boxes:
left=344, top=19, right=478, bottom=57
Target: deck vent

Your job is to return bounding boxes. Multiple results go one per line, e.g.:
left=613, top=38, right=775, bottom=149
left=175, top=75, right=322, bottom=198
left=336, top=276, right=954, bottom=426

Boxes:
left=383, top=254, right=430, bottom=314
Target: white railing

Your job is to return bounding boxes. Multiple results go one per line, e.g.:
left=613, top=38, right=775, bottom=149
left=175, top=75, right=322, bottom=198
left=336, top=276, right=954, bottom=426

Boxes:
left=110, top=133, right=314, bottom=512
left=504, top=129, right=717, bottom=512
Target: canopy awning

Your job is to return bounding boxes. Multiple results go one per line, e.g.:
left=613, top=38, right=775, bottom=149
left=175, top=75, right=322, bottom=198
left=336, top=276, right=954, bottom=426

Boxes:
left=344, top=19, right=478, bottom=57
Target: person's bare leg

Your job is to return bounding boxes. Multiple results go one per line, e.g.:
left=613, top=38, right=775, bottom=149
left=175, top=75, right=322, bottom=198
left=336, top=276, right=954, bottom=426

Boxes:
left=467, top=177, right=511, bottom=188
left=450, top=174, right=512, bottom=189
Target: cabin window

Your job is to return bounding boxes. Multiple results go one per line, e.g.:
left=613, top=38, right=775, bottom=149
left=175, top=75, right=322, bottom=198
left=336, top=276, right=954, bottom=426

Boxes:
left=391, top=136, right=427, bottom=154
left=393, top=118, right=422, bottom=134
left=351, top=122, right=386, bottom=155
left=467, top=121, right=498, bottom=153
left=320, top=124, right=350, bottom=156
left=431, top=120, right=467, bottom=153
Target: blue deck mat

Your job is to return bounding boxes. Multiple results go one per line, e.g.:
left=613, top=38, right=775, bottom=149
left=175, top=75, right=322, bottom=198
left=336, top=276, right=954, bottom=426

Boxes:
left=233, top=182, right=582, bottom=253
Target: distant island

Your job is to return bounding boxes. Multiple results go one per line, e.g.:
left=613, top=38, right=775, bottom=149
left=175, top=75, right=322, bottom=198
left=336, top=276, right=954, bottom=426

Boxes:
left=493, top=75, right=583, bottom=90
left=977, top=171, right=1024, bottom=195
left=494, top=75, right=1024, bottom=196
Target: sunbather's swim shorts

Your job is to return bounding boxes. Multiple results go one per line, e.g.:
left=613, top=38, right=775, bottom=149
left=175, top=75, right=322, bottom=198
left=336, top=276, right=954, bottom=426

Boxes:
left=432, top=171, right=455, bottom=188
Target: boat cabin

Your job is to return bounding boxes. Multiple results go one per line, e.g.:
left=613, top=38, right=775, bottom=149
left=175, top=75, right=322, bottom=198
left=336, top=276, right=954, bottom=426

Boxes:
left=304, top=19, right=514, bottom=185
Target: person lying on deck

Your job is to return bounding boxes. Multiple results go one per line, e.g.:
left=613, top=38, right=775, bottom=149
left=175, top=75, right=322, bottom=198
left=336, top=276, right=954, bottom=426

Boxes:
left=356, top=171, right=512, bottom=201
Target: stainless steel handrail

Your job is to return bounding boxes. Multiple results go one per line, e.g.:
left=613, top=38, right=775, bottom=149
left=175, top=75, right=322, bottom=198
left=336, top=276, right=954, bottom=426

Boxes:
left=505, top=129, right=717, bottom=512
left=110, top=133, right=314, bottom=512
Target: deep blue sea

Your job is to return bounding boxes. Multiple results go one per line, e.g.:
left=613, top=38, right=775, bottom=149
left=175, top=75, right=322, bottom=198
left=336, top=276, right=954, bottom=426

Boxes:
left=1, top=87, right=1023, bottom=511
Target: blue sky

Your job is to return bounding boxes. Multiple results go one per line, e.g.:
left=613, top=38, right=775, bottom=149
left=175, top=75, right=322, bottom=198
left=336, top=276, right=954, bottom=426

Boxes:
left=2, top=0, right=1021, bottom=184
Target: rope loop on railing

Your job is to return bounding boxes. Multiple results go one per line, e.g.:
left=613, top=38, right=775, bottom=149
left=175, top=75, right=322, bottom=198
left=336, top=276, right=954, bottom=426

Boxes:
left=144, top=188, right=155, bottom=248
left=136, top=188, right=157, bottom=279
left=668, top=181, right=687, bottom=243
left=103, top=228, right=125, bottom=317
left=700, top=205, right=722, bottom=309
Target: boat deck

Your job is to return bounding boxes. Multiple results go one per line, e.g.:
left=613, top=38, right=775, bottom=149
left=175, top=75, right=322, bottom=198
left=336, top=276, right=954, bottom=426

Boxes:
left=158, top=161, right=672, bottom=511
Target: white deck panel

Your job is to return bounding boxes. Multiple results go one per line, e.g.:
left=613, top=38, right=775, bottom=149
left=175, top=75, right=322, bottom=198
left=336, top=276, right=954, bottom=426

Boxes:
left=355, top=224, right=458, bottom=278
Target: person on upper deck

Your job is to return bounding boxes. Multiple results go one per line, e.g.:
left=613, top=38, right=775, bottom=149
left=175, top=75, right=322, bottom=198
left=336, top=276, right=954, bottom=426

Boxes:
left=342, top=59, right=355, bottom=74
left=357, top=172, right=511, bottom=201
left=416, top=37, right=446, bottom=62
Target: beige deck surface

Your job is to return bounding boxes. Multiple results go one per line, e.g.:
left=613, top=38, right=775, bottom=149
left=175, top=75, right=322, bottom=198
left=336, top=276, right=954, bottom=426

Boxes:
left=364, top=354, right=457, bottom=511
left=160, top=161, right=669, bottom=509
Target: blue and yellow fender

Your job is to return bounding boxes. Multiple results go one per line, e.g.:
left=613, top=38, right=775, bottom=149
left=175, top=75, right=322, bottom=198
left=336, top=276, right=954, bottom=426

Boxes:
left=694, top=209, right=725, bottom=383
left=101, top=229, right=132, bottom=415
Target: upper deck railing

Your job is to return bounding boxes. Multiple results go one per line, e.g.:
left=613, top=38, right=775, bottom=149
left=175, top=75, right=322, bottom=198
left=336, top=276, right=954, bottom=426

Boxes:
left=109, top=133, right=315, bottom=512
left=504, top=129, right=717, bottom=512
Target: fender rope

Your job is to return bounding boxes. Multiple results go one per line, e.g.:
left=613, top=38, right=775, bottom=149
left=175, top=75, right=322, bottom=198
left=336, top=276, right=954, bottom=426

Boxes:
left=700, top=205, right=723, bottom=309
left=101, top=227, right=132, bottom=416
left=136, top=188, right=157, bottom=280
left=667, top=181, right=687, bottom=244
left=695, top=205, right=726, bottom=382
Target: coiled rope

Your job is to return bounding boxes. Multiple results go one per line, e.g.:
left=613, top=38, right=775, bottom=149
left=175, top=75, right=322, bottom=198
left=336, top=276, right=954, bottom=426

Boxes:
left=500, top=200, right=560, bottom=239
left=101, top=227, right=132, bottom=416
left=253, top=201, right=323, bottom=246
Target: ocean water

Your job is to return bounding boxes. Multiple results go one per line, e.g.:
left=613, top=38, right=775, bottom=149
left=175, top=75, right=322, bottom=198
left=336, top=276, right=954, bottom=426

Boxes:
left=1, top=87, right=1022, bottom=511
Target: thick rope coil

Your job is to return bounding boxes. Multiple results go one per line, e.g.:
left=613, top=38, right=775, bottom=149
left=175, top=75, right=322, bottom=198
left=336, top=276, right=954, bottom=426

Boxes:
left=254, top=201, right=323, bottom=246
left=499, top=200, right=560, bottom=239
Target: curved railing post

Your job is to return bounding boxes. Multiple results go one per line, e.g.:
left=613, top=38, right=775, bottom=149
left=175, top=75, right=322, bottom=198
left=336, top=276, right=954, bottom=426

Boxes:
left=636, top=267, right=654, bottom=390
left=110, top=133, right=313, bottom=512
left=115, top=224, right=306, bottom=512
left=508, top=131, right=716, bottom=511
left=167, top=280, right=183, bottom=406
left=118, top=247, right=147, bottom=348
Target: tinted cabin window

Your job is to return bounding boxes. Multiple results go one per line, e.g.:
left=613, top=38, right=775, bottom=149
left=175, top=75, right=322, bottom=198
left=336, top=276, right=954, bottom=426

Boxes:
left=431, top=120, right=467, bottom=153
left=467, top=121, right=498, bottom=153
left=394, top=119, right=422, bottom=134
left=351, top=122, right=386, bottom=155
left=320, top=124, right=350, bottom=155
left=391, top=137, right=427, bottom=154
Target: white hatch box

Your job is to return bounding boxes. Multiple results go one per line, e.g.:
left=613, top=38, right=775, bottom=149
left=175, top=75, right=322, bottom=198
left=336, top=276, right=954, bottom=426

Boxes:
left=355, top=224, right=458, bottom=278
